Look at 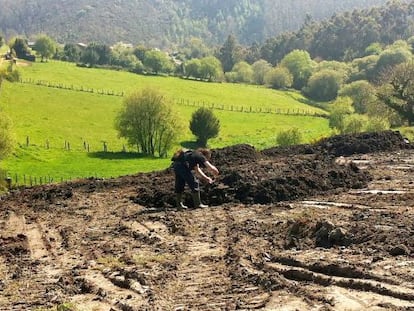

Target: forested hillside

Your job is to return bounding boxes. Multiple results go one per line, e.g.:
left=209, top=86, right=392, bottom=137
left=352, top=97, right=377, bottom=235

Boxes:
left=0, top=0, right=403, bottom=48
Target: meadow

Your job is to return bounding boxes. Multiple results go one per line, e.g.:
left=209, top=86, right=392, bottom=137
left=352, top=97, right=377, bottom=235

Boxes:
left=0, top=60, right=331, bottom=184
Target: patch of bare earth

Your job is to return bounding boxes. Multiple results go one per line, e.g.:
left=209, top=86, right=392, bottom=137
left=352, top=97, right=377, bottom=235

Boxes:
left=0, top=130, right=413, bottom=310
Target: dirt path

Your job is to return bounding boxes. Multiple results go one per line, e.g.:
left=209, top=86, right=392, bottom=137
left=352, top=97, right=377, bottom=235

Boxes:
left=0, top=132, right=414, bottom=310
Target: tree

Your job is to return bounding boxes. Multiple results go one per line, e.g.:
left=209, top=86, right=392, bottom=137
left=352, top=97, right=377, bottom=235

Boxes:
left=280, top=50, right=315, bottom=90
left=133, top=45, right=148, bottom=62
left=143, top=50, right=174, bottom=74
left=199, top=56, right=223, bottom=82
left=80, top=48, right=99, bottom=67
left=217, top=34, right=241, bottom=73
left=328, top=97, right=354, bottom=133
left=339, top=80, right=377, bottom=114
left=189, top=108, right=220, bottom=147
left=350, top=55, right=379, bottom=82
left=63, top=43, right=82, bottom=62
left=265, top=66, right=293, bottom=90
left=364, top=42, right=383, bottom=56
left=183, top=37, right=211, bottom=59
left=80, top=43, right=112, bottom=67
left=226, top=61, right=253, bottom=83
left=252, top=59, right=272, bottom=85
left=34, top=35, right=57, bottom=62
left=184, top=58, right=201, bottom=79
left=9, top=37, right=30, bottom=59
left=377, top=62, right=414, bottom=126
left=314, top=60, right=352, bottom=82
left=115, top=88, right=181, bottom=157
left=303, top=69, right=343, bottom=102
left=374, top=47, right=412, bottom=79
left=111, top=43, right=141, bottom=70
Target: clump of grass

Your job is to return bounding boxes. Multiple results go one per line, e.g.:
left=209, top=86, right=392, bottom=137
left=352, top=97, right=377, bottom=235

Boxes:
left=133, top=252, right=174, bottom=267
left=35, top=303, right=79, bottom=311
left=96, top=256, right=126, bottom=270
left=276, top=127, right=302, bottom=146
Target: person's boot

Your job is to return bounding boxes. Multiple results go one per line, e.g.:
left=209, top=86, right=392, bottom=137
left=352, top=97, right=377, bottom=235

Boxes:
left=175, top=193, right=188, bottom=210
left=191, top=191, right=208, bottom=208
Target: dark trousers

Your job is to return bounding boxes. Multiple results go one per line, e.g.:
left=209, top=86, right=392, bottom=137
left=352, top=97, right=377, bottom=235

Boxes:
left=173, top=162, right=199, bottom=193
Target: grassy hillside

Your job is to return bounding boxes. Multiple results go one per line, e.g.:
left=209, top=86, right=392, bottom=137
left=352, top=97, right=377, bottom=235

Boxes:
left=0, top=61, right=330, bottom=184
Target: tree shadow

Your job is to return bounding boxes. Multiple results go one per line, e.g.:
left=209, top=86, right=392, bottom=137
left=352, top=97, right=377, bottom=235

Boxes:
left=180, top=141, right=202, bottom=149
left=87, top=151, right=149, bottom=160
left=285, top=92, right=329, bottom=111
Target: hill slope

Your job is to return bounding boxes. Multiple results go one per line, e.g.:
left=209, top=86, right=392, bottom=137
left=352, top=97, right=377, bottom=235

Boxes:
left=0, top=0, right=398, bottom=47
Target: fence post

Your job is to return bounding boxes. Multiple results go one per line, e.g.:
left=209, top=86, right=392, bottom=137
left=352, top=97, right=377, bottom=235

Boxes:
left=6, top=176, right=12, bottom=189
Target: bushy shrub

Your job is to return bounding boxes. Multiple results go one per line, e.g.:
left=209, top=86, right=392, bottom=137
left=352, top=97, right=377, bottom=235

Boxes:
left=276, top=128, right=302, bottom=146
left=190, top=107, right=220, bottom=147
left=342, top=114, right=366, bottom=134
left=365, top=117, right=390, bottom=132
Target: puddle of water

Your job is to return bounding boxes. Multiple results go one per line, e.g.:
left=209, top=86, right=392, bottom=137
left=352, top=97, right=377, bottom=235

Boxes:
left=350, top=189, right=406, bottom=194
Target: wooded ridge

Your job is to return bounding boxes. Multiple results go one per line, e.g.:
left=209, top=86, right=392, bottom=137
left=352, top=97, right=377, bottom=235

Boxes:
left=0, top=0, right=403, bottom=47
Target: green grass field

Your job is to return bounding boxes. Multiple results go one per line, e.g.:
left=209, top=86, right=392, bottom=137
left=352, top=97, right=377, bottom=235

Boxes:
left=0, top=60, right=331, bottom=184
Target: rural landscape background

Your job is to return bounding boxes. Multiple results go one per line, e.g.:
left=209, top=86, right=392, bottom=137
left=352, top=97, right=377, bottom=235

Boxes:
left=1, top=1, right=414, bottom=310
left=1, top=0, right=414, bottom=184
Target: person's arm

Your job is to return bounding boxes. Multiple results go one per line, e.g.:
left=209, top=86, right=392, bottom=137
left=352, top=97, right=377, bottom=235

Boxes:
left=205, top=161, right=219, bottom=176
left=194, top=164, right=214, bottom=184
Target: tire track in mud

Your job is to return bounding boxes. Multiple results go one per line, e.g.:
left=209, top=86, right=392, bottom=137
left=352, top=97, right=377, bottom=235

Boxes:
left=0, top=211, right=64, bottom=310
left=257, top=152, right=414, bottom=310
left=156, top=207, right=240, bottom=310
left=144, top=206, right=272, bottom=310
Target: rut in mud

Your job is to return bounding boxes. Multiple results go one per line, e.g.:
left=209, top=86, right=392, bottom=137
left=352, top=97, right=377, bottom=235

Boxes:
left=0, top=130, right=413, bottom=311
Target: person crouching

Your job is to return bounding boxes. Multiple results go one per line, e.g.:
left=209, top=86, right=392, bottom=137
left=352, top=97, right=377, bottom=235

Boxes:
left=171, top=148, right=219, bottom=209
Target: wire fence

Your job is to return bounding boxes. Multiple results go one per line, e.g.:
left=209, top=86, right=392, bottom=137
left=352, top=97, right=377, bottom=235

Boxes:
left=20, top=78, right=125, bottom=97
left=18, top=78, right=328, bottom=118
left=2, top=136, right=128, bottom=188
left=174, top=98, right=327, bottom=117
left=0, top=170, right=103, bottom=188
left=22, top=136, right=125, bottom=153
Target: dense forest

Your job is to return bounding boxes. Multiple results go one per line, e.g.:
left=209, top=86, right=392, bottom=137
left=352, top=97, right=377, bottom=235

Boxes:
left=0, top=0, right=406, bottom=47
left=261, top=0, right=414, bottom=63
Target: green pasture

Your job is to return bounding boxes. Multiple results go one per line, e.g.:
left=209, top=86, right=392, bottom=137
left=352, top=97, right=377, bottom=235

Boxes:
left=19, top=60, right=326, bottom=114
left=0, top=61, right=331, bottom=184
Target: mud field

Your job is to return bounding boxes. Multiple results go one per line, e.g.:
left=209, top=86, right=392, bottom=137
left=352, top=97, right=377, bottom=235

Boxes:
left=1, top=130, right=414, bottom=310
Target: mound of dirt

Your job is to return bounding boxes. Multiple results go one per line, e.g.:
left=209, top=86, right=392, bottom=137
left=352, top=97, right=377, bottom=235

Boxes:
left=132, top=131, right=409, bottom=209
left=262, top=130, right=411, bottom=157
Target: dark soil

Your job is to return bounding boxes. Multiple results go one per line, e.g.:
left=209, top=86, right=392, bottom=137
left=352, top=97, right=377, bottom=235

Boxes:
left=1, top=130, right=414, bottom=311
